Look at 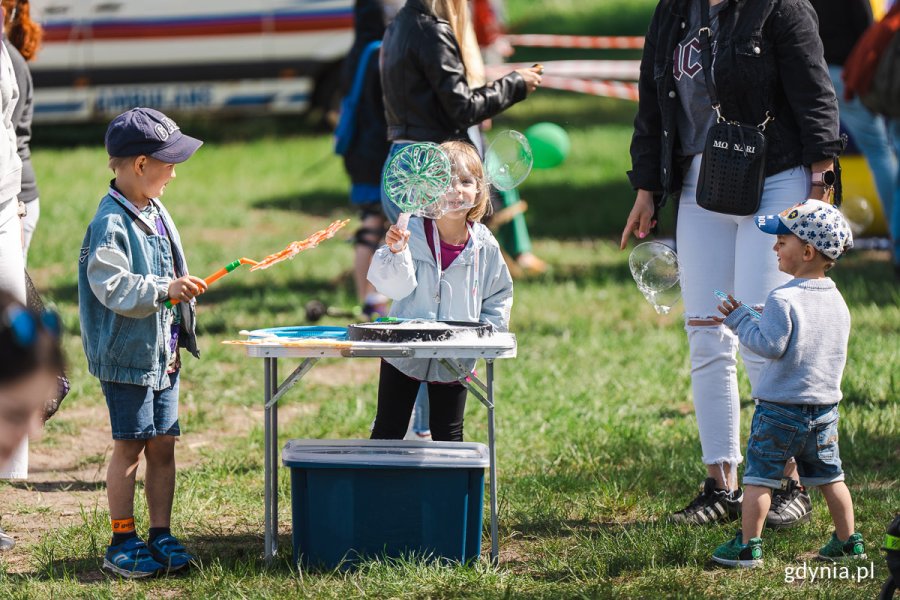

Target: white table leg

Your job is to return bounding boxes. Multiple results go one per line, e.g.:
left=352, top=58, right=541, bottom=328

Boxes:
left=486, top=359, right=498, bottom=564
left=264, top=357, right=278, bottom=563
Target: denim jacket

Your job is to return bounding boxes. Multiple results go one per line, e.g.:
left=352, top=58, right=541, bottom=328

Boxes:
left=367, top=217, right=513, bottom=382
left=628, top=0, right=842, bottom=203
left=78, top=188, right=198, bottom=389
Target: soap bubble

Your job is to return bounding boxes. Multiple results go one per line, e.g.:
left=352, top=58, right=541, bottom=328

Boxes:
left=629, top=241, right=682, bottom=315
left=484, top=130, right=533, bottom=191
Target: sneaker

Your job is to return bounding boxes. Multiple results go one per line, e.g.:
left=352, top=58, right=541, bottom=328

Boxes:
left=818, top=532, right=867, bottom=562
left=148, top=533, right=195, bottom=573
left=712, top=531, right=763, bottom=568
left=766, top=479, right=812, bottom=529
left=0, top=527, right=14, bottom=552
left=103, top=537, right=164, bottom=579
left=671, top=478, right=743, bottom=525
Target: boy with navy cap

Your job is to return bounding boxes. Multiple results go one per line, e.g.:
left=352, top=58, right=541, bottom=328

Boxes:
left=78, top=107, right=206, bottom=578
left=710, top=199, right=865, bottom=567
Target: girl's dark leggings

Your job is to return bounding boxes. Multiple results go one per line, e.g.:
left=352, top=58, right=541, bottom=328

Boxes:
left=370, top=360, right=467, bottom=442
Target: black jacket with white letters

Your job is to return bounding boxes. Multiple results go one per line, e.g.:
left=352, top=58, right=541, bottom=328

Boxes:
left=628, top=0, right=842, bottom=202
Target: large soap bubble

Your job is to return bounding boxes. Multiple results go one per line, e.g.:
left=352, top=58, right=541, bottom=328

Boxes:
left=629, top=241, right=682, bottom=315
left=484, top=130, right=534, bottom=191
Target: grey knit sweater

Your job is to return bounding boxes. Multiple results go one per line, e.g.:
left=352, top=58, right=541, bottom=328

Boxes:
left=723, top=278, right=850, bottom=405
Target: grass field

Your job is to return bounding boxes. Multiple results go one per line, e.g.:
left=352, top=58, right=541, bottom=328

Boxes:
left=1, top=1, right=899, bottom=598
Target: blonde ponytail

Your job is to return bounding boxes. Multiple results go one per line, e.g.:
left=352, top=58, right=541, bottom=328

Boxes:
left=427, top=0, right=485, bottom=86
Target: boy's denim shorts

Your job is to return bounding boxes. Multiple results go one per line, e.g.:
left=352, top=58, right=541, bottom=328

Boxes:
left=101, top=372, right=180, bottom=441
left=743, top=400, right=844, bottom=489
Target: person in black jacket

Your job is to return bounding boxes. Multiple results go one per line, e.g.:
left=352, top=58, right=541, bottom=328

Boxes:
left=620, top=0, right=842, bottom=528
left=377, top=0, right=539, bottom=440
left=378, top=0, right=541, bottom=223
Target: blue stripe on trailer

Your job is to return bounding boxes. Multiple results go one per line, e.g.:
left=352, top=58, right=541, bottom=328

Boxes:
left=34, top=102, right=85, bottom=114
left=43, top=8, right=353, bottom=34
left=224, top=94, right=277, bottom=107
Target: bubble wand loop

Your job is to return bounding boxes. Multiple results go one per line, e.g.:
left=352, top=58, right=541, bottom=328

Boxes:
left=714, top=290, right=763, bottom=320
left=166, top=257, right=258, bottom=308
left=383, top=143, right=452, bottom=251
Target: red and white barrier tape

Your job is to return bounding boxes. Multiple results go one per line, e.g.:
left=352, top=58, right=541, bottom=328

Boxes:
left=504, top=34, right=644, bottom=50
left=540, top=76, right=640, bottom=101
left=486, top=60, right=641, bottom=81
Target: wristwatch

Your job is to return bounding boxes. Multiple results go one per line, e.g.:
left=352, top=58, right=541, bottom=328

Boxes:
left=811, top=170, right=836, bottom=188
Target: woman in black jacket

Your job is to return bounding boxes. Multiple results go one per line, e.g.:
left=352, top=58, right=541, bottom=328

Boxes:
left=377, top=0, right=539, bottom=439
left=378, top=0, right=541, bottom=222
left=620, top=0, right=842, bottom=527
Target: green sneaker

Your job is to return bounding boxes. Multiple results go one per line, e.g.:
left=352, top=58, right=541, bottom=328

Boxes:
left=712, top=531, right=763, bottom=568
left=817, top=532, right=867, bottom=562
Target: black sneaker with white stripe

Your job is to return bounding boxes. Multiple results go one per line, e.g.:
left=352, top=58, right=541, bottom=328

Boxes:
left=765, top=479, right=812, bottom=529
left=671, top=477, right=743, bottom=525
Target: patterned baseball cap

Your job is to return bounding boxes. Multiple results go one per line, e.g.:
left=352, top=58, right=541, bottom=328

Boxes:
left=756, top=199, right=853, bottom=260
left=105, top=107, right=202, bottom=163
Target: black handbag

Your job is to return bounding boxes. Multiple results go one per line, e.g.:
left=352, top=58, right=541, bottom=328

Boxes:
left=695, top=1, right=772, bottom=216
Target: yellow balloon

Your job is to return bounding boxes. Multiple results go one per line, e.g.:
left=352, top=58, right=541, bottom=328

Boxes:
left=840, top=156, right=887, bottom=235
left=841, top=196, right=875, bottom=236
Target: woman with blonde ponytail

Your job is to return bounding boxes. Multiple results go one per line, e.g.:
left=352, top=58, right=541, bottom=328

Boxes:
left=379, top=0, right=540, bottom=203
left=378, top=0, right=539, bottom=440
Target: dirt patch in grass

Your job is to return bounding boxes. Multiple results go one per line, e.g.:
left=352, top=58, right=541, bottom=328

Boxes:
left=0, top=396, right=322, bottom=575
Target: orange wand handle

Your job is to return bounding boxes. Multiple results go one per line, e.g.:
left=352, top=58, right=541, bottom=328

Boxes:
left=165, top=258, right=258, bottom=308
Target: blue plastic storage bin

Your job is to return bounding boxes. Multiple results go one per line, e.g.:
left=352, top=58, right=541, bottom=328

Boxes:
left=282, top=439, right=489, bottom=568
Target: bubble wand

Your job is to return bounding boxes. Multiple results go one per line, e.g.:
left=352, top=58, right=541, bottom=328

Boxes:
left=166, top=258, right=258, bottom=307
left=383, top=142, right=453, bottom=251
left=714, top=290, right=762, bottom=320
left=165, top=219, right=350, bottom=307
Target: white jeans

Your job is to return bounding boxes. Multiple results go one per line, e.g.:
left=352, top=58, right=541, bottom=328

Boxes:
left=21, top=197, right=39, bottom=266
left=676, top=155, right=808, bottom=468
left=0, top=196, right=27, bottom=479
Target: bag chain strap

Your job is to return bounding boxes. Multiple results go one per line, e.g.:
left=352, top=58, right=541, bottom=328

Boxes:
left=698, top=1, right=774, bottom=131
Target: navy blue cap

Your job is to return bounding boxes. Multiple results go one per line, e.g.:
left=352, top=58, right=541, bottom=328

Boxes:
left=105, top=107, right=202, bottom=163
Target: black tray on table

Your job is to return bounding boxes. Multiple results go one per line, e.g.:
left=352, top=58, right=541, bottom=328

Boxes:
left=347, top=320, right=491, bottom=343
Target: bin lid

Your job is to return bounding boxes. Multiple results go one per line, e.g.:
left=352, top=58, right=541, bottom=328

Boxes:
left=282, top=439, right=489, bottom=469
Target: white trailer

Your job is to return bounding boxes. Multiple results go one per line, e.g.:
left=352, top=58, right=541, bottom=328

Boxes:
left=28, top=0, right=355, bottom=123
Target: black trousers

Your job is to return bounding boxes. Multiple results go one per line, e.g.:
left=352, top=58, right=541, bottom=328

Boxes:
left=370, top=361, right=467, bottom=442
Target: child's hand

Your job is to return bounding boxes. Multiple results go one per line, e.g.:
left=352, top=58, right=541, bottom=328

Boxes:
left=386, top=225, right=410, bottom=253
left=168, top=275, right=208, bottom=303
left=712, top=294, right=742, bottom=322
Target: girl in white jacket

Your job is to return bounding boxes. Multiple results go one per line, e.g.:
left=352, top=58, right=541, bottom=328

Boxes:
left=367, top=141, right=513, bottom=441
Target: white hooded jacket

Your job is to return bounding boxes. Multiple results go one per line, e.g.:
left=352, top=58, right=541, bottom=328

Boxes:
left=367, top=216, right=513, bottom=381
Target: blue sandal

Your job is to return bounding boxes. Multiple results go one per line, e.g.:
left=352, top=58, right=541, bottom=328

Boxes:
left=148, top=533, right=195, bottom=572
left=103, top=537, right=163, bottom=579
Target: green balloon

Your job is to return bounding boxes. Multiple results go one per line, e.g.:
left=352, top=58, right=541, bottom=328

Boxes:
left=525, top=122, right=570, bottom=169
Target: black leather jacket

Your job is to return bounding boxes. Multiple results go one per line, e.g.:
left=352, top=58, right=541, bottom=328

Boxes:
left=380, top=0, right=527, bottom=143
left=628, top=0, right=842, bottom=200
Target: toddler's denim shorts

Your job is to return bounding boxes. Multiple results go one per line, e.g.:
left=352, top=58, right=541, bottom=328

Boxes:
left=743, top=400, right=844, bottom=489
left=101, top=372, right=180, bottom=440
